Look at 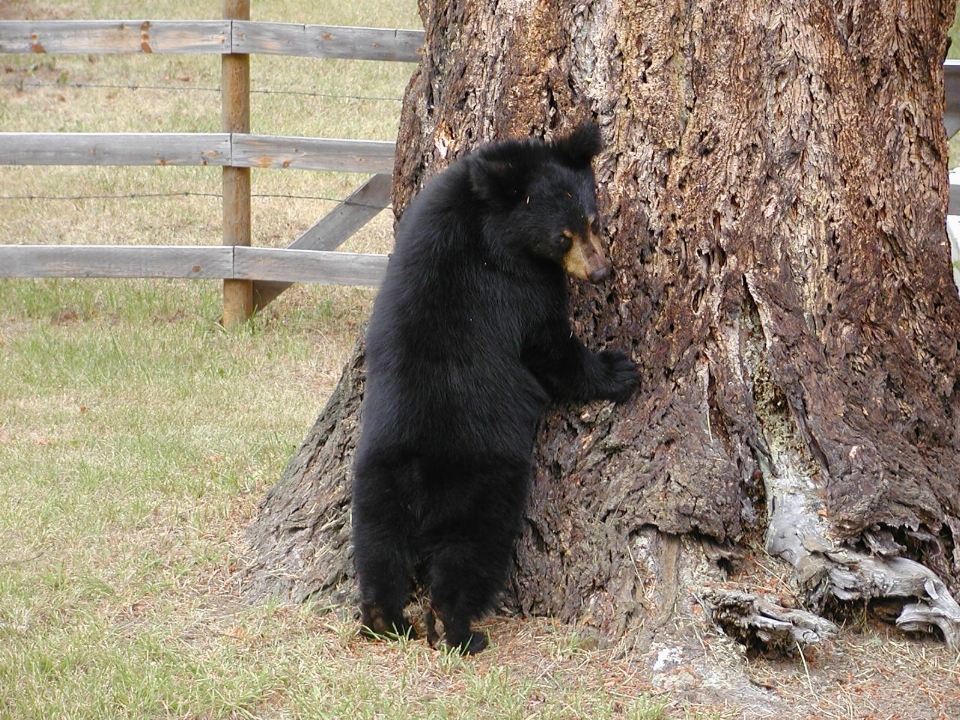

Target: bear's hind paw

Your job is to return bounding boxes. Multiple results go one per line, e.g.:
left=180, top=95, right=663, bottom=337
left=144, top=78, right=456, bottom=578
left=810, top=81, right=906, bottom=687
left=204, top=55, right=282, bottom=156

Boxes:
left=359, top=605, right=416, bottom=643
left=445, top=629, right=489, bottom=655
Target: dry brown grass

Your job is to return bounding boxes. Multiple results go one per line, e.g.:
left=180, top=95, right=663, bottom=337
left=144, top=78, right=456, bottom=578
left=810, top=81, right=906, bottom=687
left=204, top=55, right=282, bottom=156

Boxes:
left=729, top=621, right=960, bottom=719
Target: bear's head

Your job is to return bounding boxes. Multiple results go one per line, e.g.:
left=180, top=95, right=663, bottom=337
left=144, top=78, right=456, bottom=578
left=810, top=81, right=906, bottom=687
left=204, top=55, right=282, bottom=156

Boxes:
left=467, top=122, right=612, bottom=283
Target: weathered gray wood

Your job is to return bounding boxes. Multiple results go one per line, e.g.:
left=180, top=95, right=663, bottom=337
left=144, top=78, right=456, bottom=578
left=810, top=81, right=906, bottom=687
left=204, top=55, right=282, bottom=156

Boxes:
left=945, top=60, right=960, bottom=138
left=0, top=20, right=231, bottom=55
left=830, top=554, right=960, bottom=648
left=949, top=173, right=960, bottom=215
left=290, top=173, right=392, bottom=252
left=231, top=135, right=395, bottom=173
left=0, top=133, right=231, bottom=166
left=705, top=589, right=839, bottom=654
left=0, top=20, right=422, bottom=60
left=0, top=244, right=388, bottom=285
left=252, top=173, right=393, bottom=309
left=0, top=245, right=232, bottom=279
left=0, top=133, right=396, bottom=173
left=231, top=21, right=423, bottom=62
left=760, top=383, right=960, bottom=651
left=235, top=247, right=387, bottom=286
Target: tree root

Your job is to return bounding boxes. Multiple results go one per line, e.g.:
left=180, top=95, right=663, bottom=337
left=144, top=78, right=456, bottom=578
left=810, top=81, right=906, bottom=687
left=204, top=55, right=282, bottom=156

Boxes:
left=813, top=550, right=960, bottom=650
left=703, top=589, right=838, bottom=656
left=764, top=454, right=960, bottom=651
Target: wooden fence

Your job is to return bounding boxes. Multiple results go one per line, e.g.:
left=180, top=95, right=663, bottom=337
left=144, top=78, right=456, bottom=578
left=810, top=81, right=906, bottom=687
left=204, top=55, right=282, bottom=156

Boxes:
left=2, top=14, right=960, bottom=324
left=0, top=5, right=424, bottom=326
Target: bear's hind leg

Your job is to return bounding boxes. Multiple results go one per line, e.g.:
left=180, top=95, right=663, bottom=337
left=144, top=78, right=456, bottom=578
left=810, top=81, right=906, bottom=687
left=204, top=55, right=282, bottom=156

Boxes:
left=426, top=536, right=514, bottom=654
left=354, top=525, right=417, bottom=641
left=423, top=459, right=530, bottom=654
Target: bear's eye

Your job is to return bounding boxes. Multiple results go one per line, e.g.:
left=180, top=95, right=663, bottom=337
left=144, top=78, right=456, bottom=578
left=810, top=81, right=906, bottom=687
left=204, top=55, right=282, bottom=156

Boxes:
left=559, top=231, right=574, bottom=253
left=588, top=214, right=600, bottom=235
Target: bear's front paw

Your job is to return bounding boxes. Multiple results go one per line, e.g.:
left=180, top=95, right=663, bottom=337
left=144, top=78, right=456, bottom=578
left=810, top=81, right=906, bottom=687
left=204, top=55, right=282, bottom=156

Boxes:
left=597, top=349, right=639, bottom=402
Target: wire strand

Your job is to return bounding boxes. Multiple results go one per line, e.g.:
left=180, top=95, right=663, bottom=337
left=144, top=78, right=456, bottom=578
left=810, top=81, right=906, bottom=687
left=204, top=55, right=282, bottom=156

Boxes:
left=0, top=190, right=390, bottom=209
left=0, top=191, right=221, bottom=201
left=0, top=80, right=403, bottom=103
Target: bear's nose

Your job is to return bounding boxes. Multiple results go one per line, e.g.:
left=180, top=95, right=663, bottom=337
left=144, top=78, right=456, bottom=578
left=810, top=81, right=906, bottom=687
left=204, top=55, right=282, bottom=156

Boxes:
left=588, top=265, right=611, bottom=283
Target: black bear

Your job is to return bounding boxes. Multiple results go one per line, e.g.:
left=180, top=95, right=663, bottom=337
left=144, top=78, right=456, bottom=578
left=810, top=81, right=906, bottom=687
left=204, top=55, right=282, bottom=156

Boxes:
left=351, top=122, right=638, bottom=654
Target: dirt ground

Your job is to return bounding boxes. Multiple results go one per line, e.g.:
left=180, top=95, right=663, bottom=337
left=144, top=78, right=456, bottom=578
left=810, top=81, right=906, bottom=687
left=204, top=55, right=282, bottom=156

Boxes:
left=462, top=613, right=960, bottom=720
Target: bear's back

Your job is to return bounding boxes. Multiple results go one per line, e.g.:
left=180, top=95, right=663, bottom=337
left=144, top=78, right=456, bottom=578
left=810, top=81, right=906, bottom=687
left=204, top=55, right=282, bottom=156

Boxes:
left=359, top=158, right=555, bottom=460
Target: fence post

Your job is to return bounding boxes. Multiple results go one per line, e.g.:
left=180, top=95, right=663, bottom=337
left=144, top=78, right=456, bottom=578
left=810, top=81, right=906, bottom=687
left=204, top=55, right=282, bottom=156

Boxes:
left=221, top=0, right=252, bottom=328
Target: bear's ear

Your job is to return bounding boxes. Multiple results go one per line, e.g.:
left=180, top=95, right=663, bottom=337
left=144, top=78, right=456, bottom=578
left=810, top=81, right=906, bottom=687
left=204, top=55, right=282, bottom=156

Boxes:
left=468, top=153, right=531, bottom=206
left=551, top=122, right=602, bottom=169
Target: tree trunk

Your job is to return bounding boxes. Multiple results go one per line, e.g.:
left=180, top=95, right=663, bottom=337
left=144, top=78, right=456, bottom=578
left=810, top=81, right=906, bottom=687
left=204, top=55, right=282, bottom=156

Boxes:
left=243, top=0, right=960, bottom=667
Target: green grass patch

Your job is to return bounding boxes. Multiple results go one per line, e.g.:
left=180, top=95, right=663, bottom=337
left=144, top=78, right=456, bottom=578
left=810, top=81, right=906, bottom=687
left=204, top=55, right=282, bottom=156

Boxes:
left=0, top=273, right=383, bottom=718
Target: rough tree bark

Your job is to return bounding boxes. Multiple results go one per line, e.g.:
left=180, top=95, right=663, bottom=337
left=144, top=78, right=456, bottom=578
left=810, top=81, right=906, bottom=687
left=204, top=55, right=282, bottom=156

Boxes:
left=243, top=0, right=960, bottom=676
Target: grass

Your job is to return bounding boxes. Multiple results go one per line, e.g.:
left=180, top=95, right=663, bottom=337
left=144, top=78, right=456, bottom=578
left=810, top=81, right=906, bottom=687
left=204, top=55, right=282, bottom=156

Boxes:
left=2, top=2, right=960, bottom=719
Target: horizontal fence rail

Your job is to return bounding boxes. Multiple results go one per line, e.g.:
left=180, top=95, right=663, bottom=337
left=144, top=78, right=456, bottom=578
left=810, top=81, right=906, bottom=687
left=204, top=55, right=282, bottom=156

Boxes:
left=0, top=20, right=424, bottom=61
left=232, top=22, right=423, bottom=61
left=0, top=15, right=421, bottom=321
left=0, top=133, right=396, bottom=173
left=945, top=60, right=960, bottom=138
left=0, top=245, right=388, bottom=286
left=0, top=20, right=230, bottom=54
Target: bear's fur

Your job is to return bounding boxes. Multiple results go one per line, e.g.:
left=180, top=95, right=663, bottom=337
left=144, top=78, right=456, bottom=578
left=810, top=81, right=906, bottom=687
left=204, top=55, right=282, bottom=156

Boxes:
left=352, top=122, right=638, bottom=654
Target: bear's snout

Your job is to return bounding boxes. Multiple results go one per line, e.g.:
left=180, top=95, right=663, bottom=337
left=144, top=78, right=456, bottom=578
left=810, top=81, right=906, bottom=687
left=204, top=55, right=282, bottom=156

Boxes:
left=588, top=264, right=611, bottom=283
left=563, top=232, right=612, bottom=283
